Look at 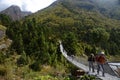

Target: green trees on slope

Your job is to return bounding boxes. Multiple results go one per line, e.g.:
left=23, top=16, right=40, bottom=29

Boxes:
left=63, top=32, right=78, bottom=56
left=85, top=28, right=110, bottom=46
left=0, top=14, right=12, bottom=27
left=6, top=19, right=66, bottom=69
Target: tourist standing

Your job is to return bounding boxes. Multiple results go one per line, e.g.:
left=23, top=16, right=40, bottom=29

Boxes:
left=96, top=51, right=106, bottom=77
left=88, top=53, right=95, bottom=72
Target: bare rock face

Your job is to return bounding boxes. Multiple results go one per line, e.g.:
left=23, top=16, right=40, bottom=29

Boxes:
left=0, top=5, right=32, bottom=21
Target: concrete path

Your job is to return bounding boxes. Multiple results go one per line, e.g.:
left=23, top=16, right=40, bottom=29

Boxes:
left=59, top=42, right=120, bottom=80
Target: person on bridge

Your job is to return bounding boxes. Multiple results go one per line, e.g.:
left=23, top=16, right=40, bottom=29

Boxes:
left=88, top=53, right=95, bottom=72
left=96, top=51, right=106, bottom=77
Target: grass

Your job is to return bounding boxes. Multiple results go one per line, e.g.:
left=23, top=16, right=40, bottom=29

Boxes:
left=108, top=55, right=120, bottom=62
left=0, top=25, right=6, bottom=30
left=0, top=52, right=71, bottom=80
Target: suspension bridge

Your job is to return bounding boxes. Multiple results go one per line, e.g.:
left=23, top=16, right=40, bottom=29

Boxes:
left=59, top=41, right=120, bottom=80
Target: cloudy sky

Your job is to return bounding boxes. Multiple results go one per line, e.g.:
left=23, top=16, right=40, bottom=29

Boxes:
left=0, top=0, right=56, bottom=13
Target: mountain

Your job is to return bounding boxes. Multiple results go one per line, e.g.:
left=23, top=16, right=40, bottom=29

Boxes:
left=27, top=0, right=120, bottom=29
left=20, top=0, right=120, bottom=56
left=3, top=0, right=120, bottom=65
left=0, top=5, right=32, bottom=21
left=54, top=0, right=120, bottom=20
left=55, top=0, right=120, bottom=20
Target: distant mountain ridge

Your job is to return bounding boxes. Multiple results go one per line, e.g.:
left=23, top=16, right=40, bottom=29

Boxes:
left=0, top=5, right=32, bottom=21
left=53, top=0, right=120, bottom=20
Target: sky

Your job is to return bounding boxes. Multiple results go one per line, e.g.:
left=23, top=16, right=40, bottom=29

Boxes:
left=0, top=0, right=56, bottom=13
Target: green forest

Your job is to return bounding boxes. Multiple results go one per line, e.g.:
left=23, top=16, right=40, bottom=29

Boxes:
left=0, top=0, right=120, bottom=79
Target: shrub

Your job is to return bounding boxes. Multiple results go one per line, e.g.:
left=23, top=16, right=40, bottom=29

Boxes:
left=80, top=75, right=96, bottom=80
left=0, top=52, right=6, bottom=64
left=29, top=61, right=41, bottom=71
left=0, top=66, right=7, bottom=76
left=17, top=56, right=27, bottom=66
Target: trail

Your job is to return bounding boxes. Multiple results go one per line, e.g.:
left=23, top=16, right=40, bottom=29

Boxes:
left=59, top=41, right=120, bottom=80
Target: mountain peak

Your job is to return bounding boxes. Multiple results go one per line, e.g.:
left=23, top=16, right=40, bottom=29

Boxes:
left=9, top=5, right=21, bottom=9
left=0, top=5, right=32, bottom=21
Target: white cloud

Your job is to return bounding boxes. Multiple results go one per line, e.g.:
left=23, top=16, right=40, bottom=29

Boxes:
left=1, top=0, right=22, bottom=7
left=0, top=0, right=56, bottom=12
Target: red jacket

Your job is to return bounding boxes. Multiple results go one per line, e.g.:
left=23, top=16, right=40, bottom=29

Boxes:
left=97, top=55, right=106, bottom=64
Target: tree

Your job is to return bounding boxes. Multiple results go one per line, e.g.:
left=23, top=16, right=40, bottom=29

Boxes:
left=85, top=28, right=110, bottom=47
left=0, top=14, right=12, bottom=27
left=63, top=32, right=78, bottom=55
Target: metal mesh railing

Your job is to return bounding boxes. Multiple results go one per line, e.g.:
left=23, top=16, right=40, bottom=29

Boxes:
left=59, top=41, right=120, bottom=79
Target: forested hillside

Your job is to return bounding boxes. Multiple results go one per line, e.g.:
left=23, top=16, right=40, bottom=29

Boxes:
left=21, top=0, right=120, bottom=55
left=55, top=0, right=120, bottom=20
left=0, top=0, right=120, bottom=79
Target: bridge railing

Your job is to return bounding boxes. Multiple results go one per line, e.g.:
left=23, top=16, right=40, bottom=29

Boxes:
left=59, top=41, right=120, bottom=79
left=109, top=63, right=120, bottom=77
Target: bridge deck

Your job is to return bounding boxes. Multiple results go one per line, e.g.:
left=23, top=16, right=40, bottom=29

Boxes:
left=59, top=43, right=120, bottom=80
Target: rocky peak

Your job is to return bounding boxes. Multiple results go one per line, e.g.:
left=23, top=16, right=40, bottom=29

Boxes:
left=0, top=5, right=32, bottom=21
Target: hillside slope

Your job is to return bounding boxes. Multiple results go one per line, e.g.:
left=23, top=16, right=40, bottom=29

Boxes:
left=26, top=0, right=120, bottom=29
left=56, top=0, right=120, bottom=20
left=21, top=0, right=120, bottom=55
left=6, top=0, right=120, bottom=64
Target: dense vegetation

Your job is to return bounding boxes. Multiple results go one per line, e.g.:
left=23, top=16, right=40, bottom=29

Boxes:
left=57, top=0, right=120, bottom=20
left=24, top=1, right=120, bottom=56
left=0, top=0, right=120, bottom=79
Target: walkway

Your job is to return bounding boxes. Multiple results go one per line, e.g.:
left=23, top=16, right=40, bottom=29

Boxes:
left=59, top=41, right=120, bottom=80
